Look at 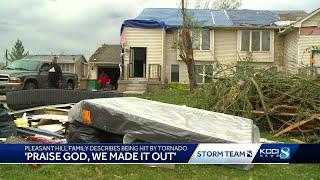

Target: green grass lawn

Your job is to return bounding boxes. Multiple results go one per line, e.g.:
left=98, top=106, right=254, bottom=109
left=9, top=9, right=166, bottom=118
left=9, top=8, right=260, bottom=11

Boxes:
left=0, top=164, right=319, bottom=180
left=0, top=89, right=319, bottom=179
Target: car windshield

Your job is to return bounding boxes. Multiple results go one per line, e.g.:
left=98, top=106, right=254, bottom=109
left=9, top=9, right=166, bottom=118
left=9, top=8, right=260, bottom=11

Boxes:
left=5, top=60, right=40, bottom=71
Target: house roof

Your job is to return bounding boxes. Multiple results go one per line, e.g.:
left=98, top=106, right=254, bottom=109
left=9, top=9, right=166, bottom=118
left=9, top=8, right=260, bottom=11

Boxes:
left=23, top=55, right=86, bottom=64
left=89, top=44, right=121, bottom=64
left=271, top=10, right=308, bottom=21
left=280, top=8, right=320, bottom=34
left=122, top=8, right=306, bottom=31
left=292, top=8, right=320, bottom=27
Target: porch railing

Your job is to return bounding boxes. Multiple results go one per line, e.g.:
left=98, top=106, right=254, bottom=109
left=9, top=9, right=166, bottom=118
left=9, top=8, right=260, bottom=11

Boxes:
left=148, top=64, right=161, bottom=81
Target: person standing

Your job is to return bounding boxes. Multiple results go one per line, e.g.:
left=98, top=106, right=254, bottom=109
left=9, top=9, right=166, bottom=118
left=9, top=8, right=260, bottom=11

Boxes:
left=48, top=56, right=62, bottom=89
left=98, top=71, right=109, bottom=90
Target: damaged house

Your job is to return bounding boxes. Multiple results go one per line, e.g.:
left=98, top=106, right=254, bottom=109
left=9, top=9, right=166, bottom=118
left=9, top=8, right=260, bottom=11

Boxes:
left=119, top=8, right=320, bottom=92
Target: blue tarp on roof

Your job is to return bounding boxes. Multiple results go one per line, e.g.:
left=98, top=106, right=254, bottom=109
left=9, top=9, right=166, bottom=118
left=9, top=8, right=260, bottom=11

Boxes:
left=121, top=8, right=280, bottom=32
left=134, top=8, right=233, bottom=29
left=227, top=9, right=280, bottom=25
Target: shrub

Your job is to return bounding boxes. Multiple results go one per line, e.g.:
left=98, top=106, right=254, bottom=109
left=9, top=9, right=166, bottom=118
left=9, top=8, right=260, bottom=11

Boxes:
left=167, top=83, right=189, bottom=90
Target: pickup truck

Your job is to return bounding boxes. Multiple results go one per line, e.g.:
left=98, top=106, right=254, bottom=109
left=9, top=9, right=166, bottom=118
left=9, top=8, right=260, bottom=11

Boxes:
left=0, top=59, right=78, bottom=95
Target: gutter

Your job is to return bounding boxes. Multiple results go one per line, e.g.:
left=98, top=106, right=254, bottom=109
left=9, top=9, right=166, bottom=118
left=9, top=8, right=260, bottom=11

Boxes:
left=278, top=25, right=295, bottom=35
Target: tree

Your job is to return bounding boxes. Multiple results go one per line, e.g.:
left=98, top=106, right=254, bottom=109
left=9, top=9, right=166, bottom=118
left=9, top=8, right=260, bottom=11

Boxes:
left=195, top=0, right=241, bottom=9
left=8, top=39, right=29, bottom=61
left=211, top=0, right=242, bottom=10
left=177, top=0, right=241, bottom=91
left=178, top=0, right=197, bottom=91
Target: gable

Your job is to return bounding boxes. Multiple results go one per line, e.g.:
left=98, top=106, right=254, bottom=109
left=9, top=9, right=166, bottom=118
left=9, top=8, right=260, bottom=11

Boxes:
left=292, top=8, right=320, bottom=28
left=302, top=12, right=320, bottom=27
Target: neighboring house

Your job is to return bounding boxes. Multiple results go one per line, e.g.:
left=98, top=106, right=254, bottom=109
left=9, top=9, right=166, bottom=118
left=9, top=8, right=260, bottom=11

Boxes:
left=120, top=8, right=319, bottom=87
left=24, top=55, right=88, bottom=80
left=89, top=44, right=121, bottom=80
left=280, top=9, right=320, bottom=73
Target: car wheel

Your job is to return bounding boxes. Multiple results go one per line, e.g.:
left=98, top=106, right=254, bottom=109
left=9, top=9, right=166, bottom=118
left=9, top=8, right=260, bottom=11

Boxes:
left=24, top=82, right=37, bottom=90
left=67, top=81, right=74, bottom=90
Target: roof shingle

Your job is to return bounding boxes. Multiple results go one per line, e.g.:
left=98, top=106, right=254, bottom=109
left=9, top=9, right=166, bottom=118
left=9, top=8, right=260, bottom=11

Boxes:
left=89, top=44, right=121, bottom=64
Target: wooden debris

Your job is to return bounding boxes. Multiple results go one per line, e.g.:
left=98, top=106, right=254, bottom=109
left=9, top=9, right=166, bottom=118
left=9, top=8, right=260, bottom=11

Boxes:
left=274, top=114, right=319, bottom=137
left=190, top=64, right=320, bottom=142
left=9, top=104, right=73, bottom=115
left=290, top=139, right=306, bottom=144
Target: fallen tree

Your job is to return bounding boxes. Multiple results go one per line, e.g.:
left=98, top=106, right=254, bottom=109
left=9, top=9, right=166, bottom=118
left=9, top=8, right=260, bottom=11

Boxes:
left=190, top=63, right=320, bottom=143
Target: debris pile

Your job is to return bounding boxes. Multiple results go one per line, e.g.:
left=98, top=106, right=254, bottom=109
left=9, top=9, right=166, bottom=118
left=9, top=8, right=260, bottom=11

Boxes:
left=1, top=104, right=73, bottom=144
left=192, top=66, right=320, bottom=143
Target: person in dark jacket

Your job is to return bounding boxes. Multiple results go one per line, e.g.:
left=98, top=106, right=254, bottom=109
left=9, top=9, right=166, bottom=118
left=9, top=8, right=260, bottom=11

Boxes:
left=48, top=56, right=62, bottom=88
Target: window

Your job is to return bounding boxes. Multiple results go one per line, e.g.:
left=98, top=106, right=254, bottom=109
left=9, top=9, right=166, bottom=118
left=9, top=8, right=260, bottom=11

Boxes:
left=201, top=29, right=211, bottom=50
left=195, top=64, right=213, bottom=83
left=171, top=64, right=179, bottom=82
left=262, top=31, right=271, bottom=51
left=241, top=31, right=250, bottom=51
left=241, top=30, right=271, bottom=52
left=312, top=51, right=320, bottom=67
left=192, top=29, right=211, bottom=50
left=40, top=63, right=50, bottom=71
left=236, top=66, right=255, bottom=75
left=61, top=64, right=70, bottom=72
left=251, top=31, right=260, bottom=51
left=192, top=33, right=201, bottom=50
left=195, top=65, right=203, bottom=83
left=204, top=65, right=213, bottom=83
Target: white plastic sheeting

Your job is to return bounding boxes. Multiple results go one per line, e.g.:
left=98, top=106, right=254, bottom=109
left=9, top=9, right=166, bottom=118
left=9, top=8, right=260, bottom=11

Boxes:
left=69, top=97, right=260, bottom=143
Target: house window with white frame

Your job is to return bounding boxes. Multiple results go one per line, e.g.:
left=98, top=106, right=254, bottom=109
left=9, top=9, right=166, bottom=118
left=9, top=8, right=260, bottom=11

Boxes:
left=241, top=30, right=271, bottom=52
left=192, top=29, right=211, bottom=50
left=171, top=64, right=179, bottom=82
left=195, top=64, right=213, bottom=83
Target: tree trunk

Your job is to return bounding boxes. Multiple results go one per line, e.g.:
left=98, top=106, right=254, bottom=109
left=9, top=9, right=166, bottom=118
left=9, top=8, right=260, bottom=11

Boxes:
left=180, top=0, right=198, bottom=91
left=186, top=60, right=197, bottom=91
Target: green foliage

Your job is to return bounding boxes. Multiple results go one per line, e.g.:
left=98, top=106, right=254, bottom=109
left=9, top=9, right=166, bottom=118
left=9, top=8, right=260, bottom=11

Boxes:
left=304, top=45, right=320, bottom=53
left=8, top=39, right=29, bottom=61
left=168, top=83, right=189, bottom=90
left=242, top=51, right=253, bottom=62
left=212, top=0, right=242, bottom=10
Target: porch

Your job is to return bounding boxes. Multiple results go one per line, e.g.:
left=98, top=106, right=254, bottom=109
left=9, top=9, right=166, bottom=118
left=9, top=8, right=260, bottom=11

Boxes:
left=118, top=63, right=165, bottom=94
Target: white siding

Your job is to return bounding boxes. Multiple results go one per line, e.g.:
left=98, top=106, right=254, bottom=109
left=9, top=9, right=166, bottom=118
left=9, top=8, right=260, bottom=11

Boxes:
left=283, top=30, right=299, bottom=73
left=214, top=29, right=237, bottom=65
left=165, top=31, right=189, bottom=83
left=123, top=27, right=165, bottom=79
left=302, top=12, right=320, bottom=27
left=274, top=34, right=284, bottom=70
left=298, top=35, right=320, bottom=66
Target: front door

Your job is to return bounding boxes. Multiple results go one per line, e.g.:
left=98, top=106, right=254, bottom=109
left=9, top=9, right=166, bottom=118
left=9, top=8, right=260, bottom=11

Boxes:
left=129, top=47, right=146, bottom=78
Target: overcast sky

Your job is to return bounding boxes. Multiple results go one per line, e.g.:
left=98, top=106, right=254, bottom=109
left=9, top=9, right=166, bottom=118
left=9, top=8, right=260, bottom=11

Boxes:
left=0, top=0, right=319, bottom=62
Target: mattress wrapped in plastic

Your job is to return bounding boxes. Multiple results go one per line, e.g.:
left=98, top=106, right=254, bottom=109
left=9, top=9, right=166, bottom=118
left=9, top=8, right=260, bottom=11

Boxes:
left=68, top=97, right=260, bottom=143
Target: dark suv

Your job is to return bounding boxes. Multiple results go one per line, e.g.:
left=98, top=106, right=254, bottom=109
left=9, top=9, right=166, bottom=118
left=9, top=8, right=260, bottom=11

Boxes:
left=0, top=59, right=78, bottom=95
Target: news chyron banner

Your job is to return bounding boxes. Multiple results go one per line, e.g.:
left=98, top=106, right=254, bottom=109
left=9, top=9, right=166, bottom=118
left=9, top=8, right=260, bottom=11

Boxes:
left=0, top=144, right=319, bottom=164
